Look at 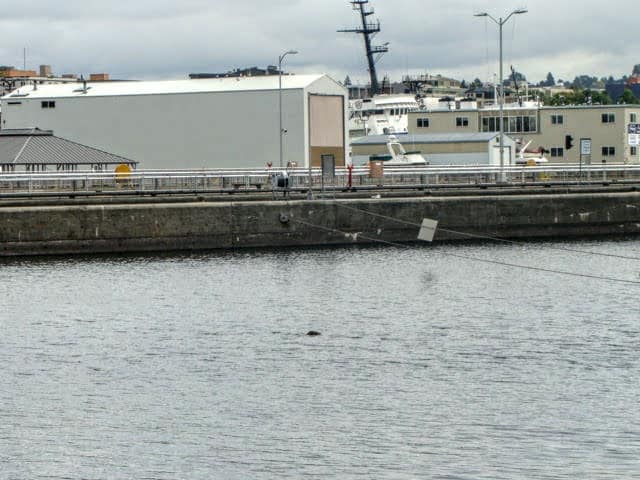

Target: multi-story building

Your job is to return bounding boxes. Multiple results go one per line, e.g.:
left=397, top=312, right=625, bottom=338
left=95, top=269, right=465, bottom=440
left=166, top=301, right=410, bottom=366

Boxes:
left=409, top=103, right=640, bottom=164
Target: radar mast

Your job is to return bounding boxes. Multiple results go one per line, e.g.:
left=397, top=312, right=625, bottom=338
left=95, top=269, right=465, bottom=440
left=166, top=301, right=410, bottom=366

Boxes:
left=338, top=0, right=388, bottom=96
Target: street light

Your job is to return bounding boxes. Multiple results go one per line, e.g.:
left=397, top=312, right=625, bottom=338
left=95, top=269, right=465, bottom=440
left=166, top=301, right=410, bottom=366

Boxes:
left=279, top=50, right=298, bottom=168
left=475, top=8, right=527, bottom=182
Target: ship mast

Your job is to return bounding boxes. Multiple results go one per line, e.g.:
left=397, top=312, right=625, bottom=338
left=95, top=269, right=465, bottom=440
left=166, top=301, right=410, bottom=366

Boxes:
left=338, top=0, right=388, bottom=96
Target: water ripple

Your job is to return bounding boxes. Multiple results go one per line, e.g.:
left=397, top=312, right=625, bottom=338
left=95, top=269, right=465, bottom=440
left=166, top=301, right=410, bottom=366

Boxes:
left=2, top=241, right=640, bottom=478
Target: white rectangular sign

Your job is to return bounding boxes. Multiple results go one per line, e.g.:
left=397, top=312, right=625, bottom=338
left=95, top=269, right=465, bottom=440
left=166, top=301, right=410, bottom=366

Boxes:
left=580, top=138, right=591, bottom=155
left=629, top=134, right=640, bottom=146
left=418, top=218, right=439, bottom=243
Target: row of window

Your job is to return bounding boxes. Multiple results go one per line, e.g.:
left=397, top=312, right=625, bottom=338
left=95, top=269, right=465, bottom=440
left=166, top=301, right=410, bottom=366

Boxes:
left=360, top=108, right=414, bottom=117
left=417, top=113, right=638, bottom=130
left=549, top=112, right=636, bottom=125
left=538, top=112, right=628, bottom=125
left=416, top=117, right=470, bottom=128
left=418, top=115, right=536, bottom=132
left=41, top=101, right=55, bottom=109
left=547, top=146, right=617, bottom=157
left=481, top=115, right=538, bottom=133
left=389, top=108, right=412, bottom=116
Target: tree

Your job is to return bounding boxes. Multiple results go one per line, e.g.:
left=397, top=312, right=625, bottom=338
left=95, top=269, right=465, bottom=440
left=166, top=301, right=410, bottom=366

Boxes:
left=460, top=79, right=467, bottom=89
left=619, top=88, right=639, bottom=104
left=471, top=78, right=483, bottom=88
left=506, top=69, right=526, bottom=85
left=633, top=64, right=640, bottom=76
left=572, top=75, right=598, bottom=89
left=595, top=91, right=612, bottom=105
left=343, top=75, right=352, bottom=87
left=544, top=72, right=555, bottom=87
left=544, top=88, right=612, bottom=106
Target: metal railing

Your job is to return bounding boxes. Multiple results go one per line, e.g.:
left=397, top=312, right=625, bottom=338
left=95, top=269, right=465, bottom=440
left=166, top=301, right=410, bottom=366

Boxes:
left=1, top=164, right=639, bottom=197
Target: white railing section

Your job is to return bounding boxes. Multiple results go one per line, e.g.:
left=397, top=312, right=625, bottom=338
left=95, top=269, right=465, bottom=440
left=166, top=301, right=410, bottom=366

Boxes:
left=1, top=164, right=640, bottom=196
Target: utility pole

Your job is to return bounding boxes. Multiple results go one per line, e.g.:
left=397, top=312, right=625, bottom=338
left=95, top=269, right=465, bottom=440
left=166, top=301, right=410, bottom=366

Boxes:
left=475, top=9, right=528, bottom=182
left=278, top=50, right=298, bottom=169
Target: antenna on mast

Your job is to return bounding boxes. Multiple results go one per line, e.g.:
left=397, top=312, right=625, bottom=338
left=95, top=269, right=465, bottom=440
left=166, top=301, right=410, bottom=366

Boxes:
left=338, top=0, right=388, bottom=96
left=510, top=65, right=522, bottom=106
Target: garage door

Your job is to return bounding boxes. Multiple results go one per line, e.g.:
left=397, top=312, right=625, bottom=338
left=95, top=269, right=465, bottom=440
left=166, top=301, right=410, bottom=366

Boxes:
left=309, top=94, right=345, bottom=167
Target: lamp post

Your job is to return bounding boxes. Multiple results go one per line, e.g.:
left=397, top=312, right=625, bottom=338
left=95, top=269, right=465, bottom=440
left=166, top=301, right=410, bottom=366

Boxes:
left=279, top=50, right=298, bottom=168
left=475, top=8, right=527, bottom=182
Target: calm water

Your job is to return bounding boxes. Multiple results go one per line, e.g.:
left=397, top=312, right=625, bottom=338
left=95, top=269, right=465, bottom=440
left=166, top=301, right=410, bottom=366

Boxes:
left=2, top=239, right=640, bottom=479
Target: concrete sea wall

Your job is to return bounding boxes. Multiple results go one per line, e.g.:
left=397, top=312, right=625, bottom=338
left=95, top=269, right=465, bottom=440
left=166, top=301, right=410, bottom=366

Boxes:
left=1, top=191, right=640, bottom=256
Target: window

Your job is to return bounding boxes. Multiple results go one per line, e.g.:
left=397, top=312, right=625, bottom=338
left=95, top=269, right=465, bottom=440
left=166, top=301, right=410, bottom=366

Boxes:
left=417, top=118, right=430, bottom=128
left=481, top=114, right=537, bottom=133
left=550, top=147, right=564, bottom=157
left=551, top=114, right=564, bottom=125
left=41, top=101, right=55, bottom=109
left=456, top=116, right=469, bottom=127
left=631, top=146, right=638, bottom=156
left=602, top=146, right=616, bottom=156
left=602, top=113, right=615, bottom=123
left=631, top=113, right=638, bottom=123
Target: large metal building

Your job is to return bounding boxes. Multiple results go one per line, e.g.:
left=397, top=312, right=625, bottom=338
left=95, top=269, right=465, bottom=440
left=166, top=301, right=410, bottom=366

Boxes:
left=0, top=75, right=347, bottom=170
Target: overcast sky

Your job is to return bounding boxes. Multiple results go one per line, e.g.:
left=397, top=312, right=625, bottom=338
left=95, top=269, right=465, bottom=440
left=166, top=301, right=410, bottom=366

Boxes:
left=0, top=0, right=636, bottom=85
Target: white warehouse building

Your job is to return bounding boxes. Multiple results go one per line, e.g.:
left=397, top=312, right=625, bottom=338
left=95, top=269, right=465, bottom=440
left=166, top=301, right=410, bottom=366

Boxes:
left=0, top=74, right=348, bottom=170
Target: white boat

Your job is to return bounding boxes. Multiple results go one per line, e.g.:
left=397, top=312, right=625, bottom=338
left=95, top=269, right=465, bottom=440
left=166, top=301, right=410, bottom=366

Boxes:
left=348, top=93, right=479, bottom=137
left=369, top=134, right=426, bottom=165
left=515, top=140, right=549, bottom=165
left=349, top=94, right=421, bottom=137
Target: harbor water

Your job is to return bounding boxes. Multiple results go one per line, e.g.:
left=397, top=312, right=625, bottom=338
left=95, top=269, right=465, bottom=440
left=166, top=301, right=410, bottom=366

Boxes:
left=2, top=239, right=640, bottom=479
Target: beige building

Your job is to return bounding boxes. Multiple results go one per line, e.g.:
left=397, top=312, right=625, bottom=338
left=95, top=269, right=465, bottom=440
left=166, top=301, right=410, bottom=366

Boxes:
left=409, top=104, right=640, bottom=164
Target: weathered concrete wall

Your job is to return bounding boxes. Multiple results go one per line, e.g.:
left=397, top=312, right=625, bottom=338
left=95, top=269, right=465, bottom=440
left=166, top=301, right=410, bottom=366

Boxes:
left=1, top=192, right=640, bottom=256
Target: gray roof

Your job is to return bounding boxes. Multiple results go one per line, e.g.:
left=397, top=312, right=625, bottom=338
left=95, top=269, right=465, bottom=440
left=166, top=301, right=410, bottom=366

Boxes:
left=351, top=132, right=505, bottom=146
left=0, top=128, right=137, bottom=166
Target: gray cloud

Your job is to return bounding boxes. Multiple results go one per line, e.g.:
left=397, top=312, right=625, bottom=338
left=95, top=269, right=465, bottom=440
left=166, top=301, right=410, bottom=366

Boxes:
left=0, top=0, right=636, bottom=85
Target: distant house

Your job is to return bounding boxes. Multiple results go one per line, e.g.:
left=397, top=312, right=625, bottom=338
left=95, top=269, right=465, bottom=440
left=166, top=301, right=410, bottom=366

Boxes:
left=0, top=128, right=137, bottom=172
left=189, top=66, right=282, bottom=78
